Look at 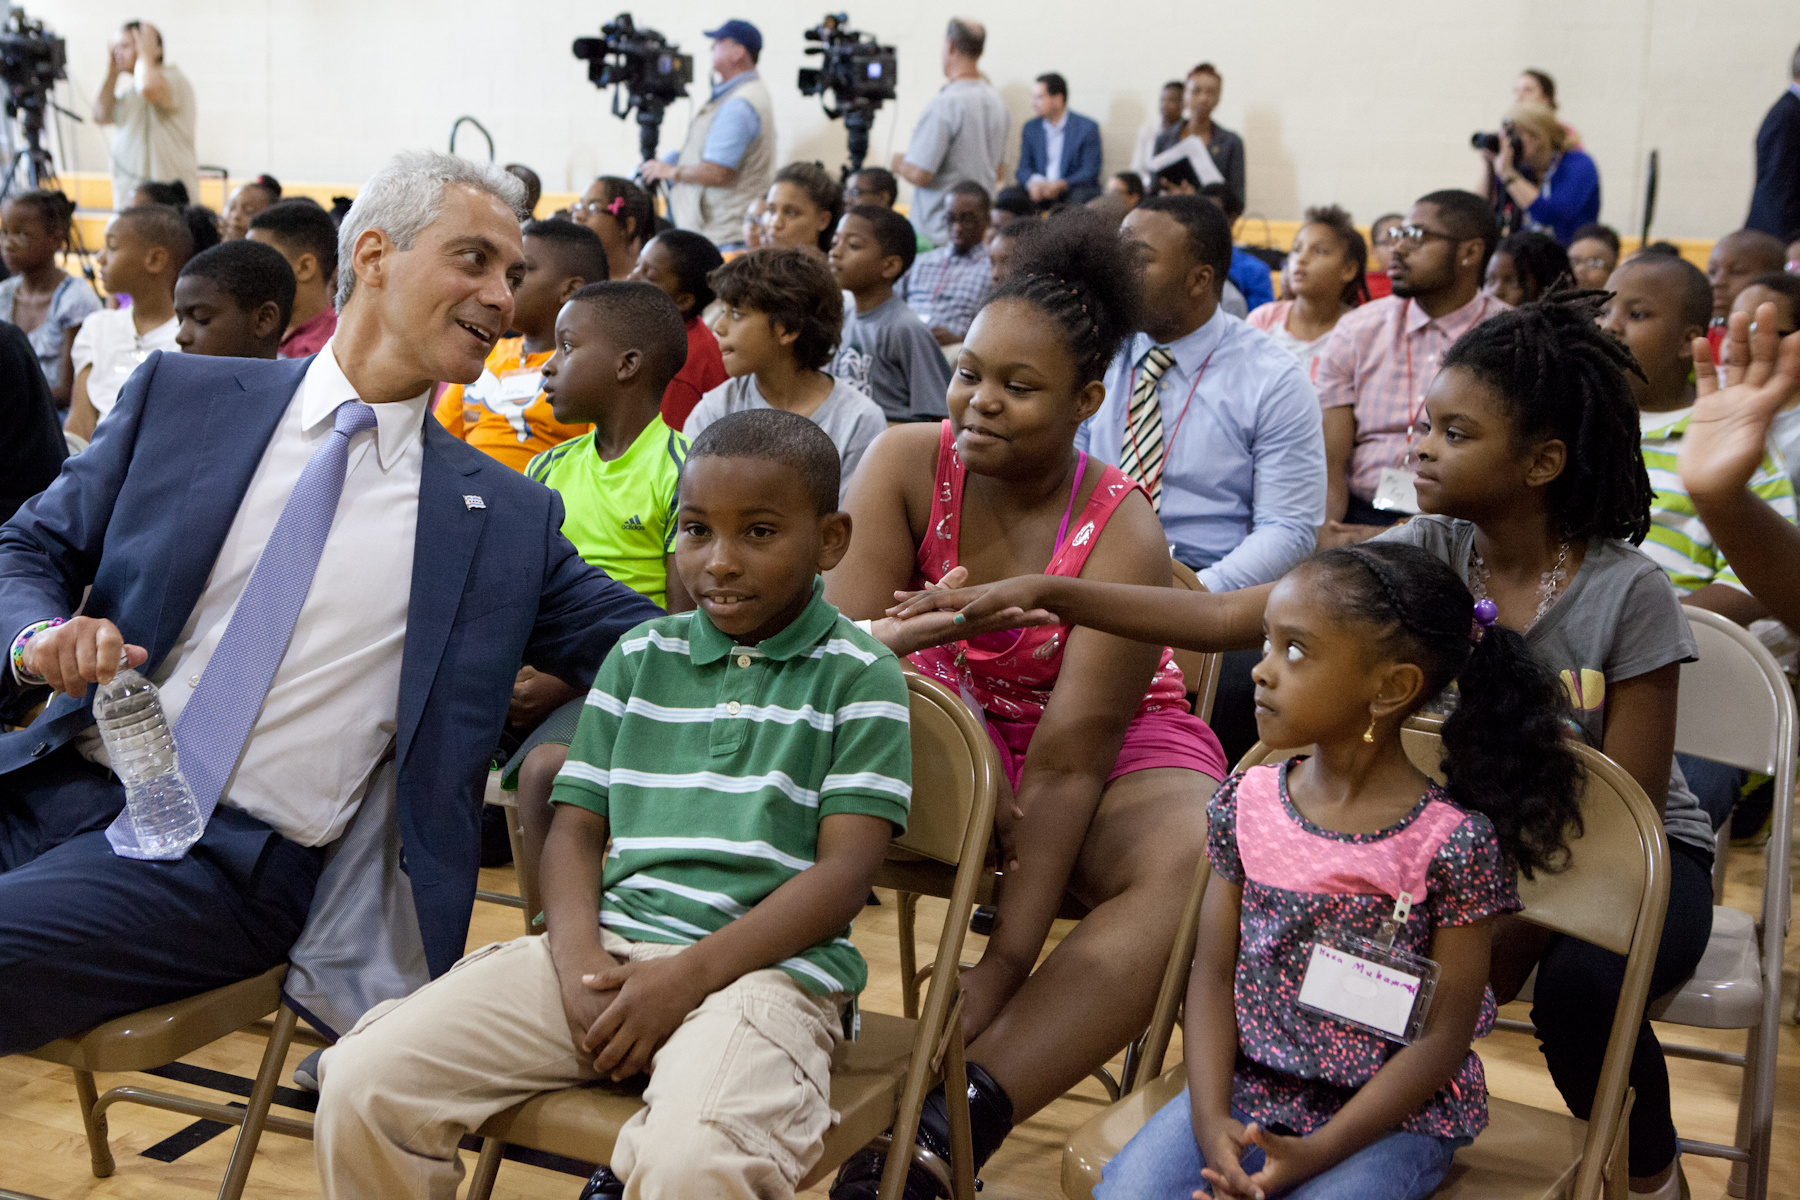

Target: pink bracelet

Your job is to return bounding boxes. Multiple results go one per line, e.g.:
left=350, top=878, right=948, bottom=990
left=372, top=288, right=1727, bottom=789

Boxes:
left=9, top=618, right=65, bottom=686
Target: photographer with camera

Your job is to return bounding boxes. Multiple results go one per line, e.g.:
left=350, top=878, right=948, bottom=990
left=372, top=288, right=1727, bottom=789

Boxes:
left=893, top=18, right=1008, bottom=248
left=639, top=19, right=773, bottom=250
left=91, top=20, right=196, bottom=212
left=1474, top=100, right=1599, bottom=246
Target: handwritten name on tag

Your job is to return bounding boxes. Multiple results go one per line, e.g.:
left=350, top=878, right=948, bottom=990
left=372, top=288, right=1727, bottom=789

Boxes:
left=1297, top=941, right=1422, bottom=1039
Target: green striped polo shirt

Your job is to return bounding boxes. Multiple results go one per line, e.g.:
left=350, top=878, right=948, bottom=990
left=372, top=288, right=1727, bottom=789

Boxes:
left=549, top=578, right=912, bottom=996
left=1640, top=408, right=1797, bottom=595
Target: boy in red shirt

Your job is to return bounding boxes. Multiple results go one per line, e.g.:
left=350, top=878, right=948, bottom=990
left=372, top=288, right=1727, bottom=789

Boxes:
left=628, top=229, right=727, bottom=429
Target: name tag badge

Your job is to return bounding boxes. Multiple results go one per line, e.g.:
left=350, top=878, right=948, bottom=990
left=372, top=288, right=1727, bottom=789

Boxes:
left=1296, top=892, right=1438, bottom=1044
left=1372, top=467, right=1422, bottom=514
left=497, top=368, right=544, bottom=403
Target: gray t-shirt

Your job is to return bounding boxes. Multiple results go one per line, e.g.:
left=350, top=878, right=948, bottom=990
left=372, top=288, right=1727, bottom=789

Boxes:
left=685, top=374, right=888, bottom=506
left=0, top=274, right=102, bottom=392
left=107, top=65, right=199, bottom=206
left=830, top=296, right=952, bottom=423
left=903, top=79, right=1010, bottom=246
left=1376, top=515, right=1712, bottom=855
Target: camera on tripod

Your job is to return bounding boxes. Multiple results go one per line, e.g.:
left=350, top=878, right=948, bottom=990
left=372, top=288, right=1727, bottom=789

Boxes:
left=0, top=8, right=67, bottom=198
left=797, top=13, right=896, bottom=177
left=572, top=13, right=693, bottom=163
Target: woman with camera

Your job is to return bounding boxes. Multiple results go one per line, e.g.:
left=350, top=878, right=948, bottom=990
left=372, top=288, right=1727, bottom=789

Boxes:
left=1476, top=101, right=1600, bottom=246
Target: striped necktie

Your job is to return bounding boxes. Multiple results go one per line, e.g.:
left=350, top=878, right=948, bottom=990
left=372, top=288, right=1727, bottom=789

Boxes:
left=1118, top=344, right=1175, bottom=511
left=106, top=399, right=380, bottom=859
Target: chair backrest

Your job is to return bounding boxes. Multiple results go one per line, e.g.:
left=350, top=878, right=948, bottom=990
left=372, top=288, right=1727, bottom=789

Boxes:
left=1670, top=606, right=1795, bottom=964
left=1674, top=607, right=1795, bottom=776
left=890, top=671, right=1000, bottom=866
left=1170, top=561, right=1224, bottom=723
left=1235, top=728, right=1669, bottom=1200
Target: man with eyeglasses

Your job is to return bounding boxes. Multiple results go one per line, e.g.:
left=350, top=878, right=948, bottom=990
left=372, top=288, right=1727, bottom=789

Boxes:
left=639, top=20, right=775, bottom=250
left=895, top=181, right=992, bottom=347
left=1315, top=190, right=1505, bottom=546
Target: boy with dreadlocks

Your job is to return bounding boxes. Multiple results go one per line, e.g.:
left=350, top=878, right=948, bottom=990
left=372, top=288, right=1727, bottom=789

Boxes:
left=890, top=293, right=1713, bottom=1199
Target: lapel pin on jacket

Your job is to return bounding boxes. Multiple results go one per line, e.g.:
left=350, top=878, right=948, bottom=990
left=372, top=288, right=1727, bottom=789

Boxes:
left=463, top=495, right=486, bottom=510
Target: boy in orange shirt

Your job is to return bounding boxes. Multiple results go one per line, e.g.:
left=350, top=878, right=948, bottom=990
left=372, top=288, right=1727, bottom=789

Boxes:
left=434, top=218, right=610, bottom=470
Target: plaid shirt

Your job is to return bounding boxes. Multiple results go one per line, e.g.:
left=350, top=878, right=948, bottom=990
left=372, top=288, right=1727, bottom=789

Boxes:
left=1315, top=293, right=1509, bottom=502
left=896, top=241, right=991, bottom=342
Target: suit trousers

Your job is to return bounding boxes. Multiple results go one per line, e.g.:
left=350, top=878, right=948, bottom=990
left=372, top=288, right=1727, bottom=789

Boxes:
left=314, top=931, right=845, bottom=1200
left=0, top=744, right=323, bottom=1053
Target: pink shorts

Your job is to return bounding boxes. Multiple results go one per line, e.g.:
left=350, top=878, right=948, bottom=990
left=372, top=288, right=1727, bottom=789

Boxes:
left=983, top=705, right=1227, bottom=793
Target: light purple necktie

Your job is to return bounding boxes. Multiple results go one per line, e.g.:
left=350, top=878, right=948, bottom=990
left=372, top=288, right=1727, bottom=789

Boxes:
left=106, top=400, right=379, bottom=858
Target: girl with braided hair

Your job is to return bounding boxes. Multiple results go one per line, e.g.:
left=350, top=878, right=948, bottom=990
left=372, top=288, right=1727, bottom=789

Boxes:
left=828, top=206, right=1228, bottom=1199
left=1101, top=542, right=1578, bottom=1199
left=0, top=189, right=101, bottom=405
left=893, top=293, right=1711, bottom=1197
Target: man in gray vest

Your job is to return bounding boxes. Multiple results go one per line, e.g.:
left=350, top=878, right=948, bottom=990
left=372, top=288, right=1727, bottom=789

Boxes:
left=641, top=20, right=775, bottom=249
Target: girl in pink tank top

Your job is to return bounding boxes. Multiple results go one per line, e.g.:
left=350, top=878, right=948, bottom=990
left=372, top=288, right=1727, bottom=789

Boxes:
left=1094, top=543, right=1583, bottom=1200
left=908, top=421, right=1220, bottom=786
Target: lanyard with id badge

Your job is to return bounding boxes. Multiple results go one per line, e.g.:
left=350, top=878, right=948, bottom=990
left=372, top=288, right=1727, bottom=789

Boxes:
left=1372, top=331, right=1443, bottom=517
left=1296, top=890, right=1439, bottom=1044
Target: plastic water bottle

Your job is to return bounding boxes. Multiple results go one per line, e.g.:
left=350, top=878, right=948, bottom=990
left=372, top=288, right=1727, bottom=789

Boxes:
left=93, top=656, right=204, bottom=857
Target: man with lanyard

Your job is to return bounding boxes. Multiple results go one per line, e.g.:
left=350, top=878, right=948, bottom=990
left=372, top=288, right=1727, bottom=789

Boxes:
left=640, top=20, right=774, bottom=250
left=1076, top=195, right=1323, bottom=761
left=896, top=180, right=992, bottom=348
left=1316, top=189, right=1506, bottom=547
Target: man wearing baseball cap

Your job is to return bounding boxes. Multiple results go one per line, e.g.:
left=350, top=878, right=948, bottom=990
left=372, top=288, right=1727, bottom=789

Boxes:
left=641, top=19, right=776, bottom=249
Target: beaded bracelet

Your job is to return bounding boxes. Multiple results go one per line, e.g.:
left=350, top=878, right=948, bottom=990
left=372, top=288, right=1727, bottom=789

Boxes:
left=9, top=618, right=64, bottom=687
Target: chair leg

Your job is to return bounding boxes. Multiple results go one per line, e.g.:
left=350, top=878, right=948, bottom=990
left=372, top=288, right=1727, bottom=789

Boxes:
left=1118, top=1033, right=1144, bottom=1096
left=941, top=1022, right=976, bottom=1200
left=217, top=1002, right=299, bottom=1200
left=71, top=1067, right=115, bottom=1178
left=466, top=1136, right=506, bottom=1200
left=897, top=891, right=919, bottom=1020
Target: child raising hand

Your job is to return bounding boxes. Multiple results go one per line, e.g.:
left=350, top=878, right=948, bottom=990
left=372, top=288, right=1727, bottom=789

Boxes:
left=1098, top=543, right=1580, bottom=1200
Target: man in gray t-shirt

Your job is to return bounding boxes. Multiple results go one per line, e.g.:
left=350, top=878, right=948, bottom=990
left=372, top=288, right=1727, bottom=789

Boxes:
left=830, top=297, right=952, bottom=423
left=894, top=19, right=1010, bottom=247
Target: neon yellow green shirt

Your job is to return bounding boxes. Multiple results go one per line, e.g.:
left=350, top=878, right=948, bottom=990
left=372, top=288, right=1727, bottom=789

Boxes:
left=526, top=417, right=688, bottom=609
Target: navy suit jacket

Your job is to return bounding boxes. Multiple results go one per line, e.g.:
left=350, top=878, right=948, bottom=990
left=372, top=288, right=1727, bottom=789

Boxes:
left=0, top=351, right=660, bottom=976
left=1017, top=111, right=1103, bottom=205
left=1747, top=89, right=1800, bottom=240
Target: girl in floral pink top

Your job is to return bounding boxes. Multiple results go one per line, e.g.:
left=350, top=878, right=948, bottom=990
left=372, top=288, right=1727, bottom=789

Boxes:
left=1097, top=543, right=1581, bottom=1200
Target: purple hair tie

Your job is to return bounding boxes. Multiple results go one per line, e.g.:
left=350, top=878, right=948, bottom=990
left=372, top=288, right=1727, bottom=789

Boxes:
left=1471, top=598, right=1499, bottom=642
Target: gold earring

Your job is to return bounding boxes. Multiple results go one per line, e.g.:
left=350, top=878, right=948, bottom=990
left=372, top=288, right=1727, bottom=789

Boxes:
left=1363, top=711, right=1377, bottom=743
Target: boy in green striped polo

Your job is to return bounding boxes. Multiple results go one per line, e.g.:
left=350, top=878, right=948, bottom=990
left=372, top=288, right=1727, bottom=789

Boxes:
left=314, top=410, right=913, bottom=1200
left=1600, top=254, right=1796, bottom=626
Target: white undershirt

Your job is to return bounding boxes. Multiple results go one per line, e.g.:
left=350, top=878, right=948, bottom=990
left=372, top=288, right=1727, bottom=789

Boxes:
left=81, top=338, right=426, bottom=846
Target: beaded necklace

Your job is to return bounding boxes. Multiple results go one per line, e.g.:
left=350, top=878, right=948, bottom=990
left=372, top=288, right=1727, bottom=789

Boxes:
left=1467, top=541, right=1570, bottom=629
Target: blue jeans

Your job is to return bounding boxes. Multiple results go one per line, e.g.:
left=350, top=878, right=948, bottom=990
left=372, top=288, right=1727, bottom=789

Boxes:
left=1095, top=1088, right=1466, bottom=1200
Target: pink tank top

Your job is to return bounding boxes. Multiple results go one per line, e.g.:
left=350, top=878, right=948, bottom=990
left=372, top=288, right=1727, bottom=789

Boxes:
left=909, top=420, right=1190, bottom=723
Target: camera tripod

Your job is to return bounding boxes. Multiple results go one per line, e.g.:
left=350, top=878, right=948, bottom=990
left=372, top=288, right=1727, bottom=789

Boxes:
left=841, top=104, right=876, bottom=179
left=2, top=89, right=65, bottom=201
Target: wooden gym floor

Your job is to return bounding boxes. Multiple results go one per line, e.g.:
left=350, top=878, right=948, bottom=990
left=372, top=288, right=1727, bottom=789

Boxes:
left=2, top=841, right=1796, bottom=1199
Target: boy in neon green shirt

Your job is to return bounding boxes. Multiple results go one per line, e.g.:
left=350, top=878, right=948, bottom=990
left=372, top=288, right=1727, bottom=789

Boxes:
left=510, top=282, right=697, bottom=881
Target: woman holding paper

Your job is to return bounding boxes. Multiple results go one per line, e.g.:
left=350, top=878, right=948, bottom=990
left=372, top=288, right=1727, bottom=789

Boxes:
left=1151, top=63, right=1246, bottom=207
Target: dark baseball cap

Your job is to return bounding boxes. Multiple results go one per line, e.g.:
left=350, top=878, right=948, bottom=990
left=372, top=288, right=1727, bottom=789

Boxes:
left=704, top=19, right=762, bottom=55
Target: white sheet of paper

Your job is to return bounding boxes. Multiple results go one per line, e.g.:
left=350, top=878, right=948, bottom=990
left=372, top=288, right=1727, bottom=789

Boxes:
left=1144, top=136, right=1225, bottom=187
left=1373, top=467, right=1421, bottom=514
left=1297, top=941, right=1422, bottom=1038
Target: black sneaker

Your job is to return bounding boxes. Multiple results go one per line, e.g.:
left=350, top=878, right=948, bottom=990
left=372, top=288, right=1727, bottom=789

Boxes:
left=828, top=1146, right=946, bottom=1200
left=577, top=1165, right=625, bottom=1199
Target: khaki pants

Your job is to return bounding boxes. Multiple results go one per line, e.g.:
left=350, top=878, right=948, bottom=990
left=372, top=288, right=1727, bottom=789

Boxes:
left=314, top=932, right=845, bottom=1200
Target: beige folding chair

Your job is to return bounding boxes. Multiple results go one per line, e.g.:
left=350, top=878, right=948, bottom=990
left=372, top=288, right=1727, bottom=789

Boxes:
left=1170, top=560, right=1224, bottom=723
left=1062, top=725, right=1670, bottom=1200
left=463, top=670, right=1000, bottom=1200
left=1648, top=608, right=1793, bottom=1200
left=478, top=768, right=539, bottom=933
left=21, top=964, right=320, bottom=1200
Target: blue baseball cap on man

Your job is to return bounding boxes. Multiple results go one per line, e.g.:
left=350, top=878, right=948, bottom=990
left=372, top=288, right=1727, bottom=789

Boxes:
left=704, top=19, right=762, bottom=57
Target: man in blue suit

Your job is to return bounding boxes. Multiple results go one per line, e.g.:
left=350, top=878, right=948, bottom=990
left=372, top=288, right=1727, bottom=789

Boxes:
left=1017, top=73, right=1103, bottom=208
left=0, top=150, right=661, bottom=1053
left=1746, top=44, right=1800, bottom=241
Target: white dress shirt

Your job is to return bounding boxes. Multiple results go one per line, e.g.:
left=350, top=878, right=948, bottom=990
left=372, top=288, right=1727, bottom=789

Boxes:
left=1031, top=113, right=1069, bottom=185
left=82, top=339, right=426, bottom=846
